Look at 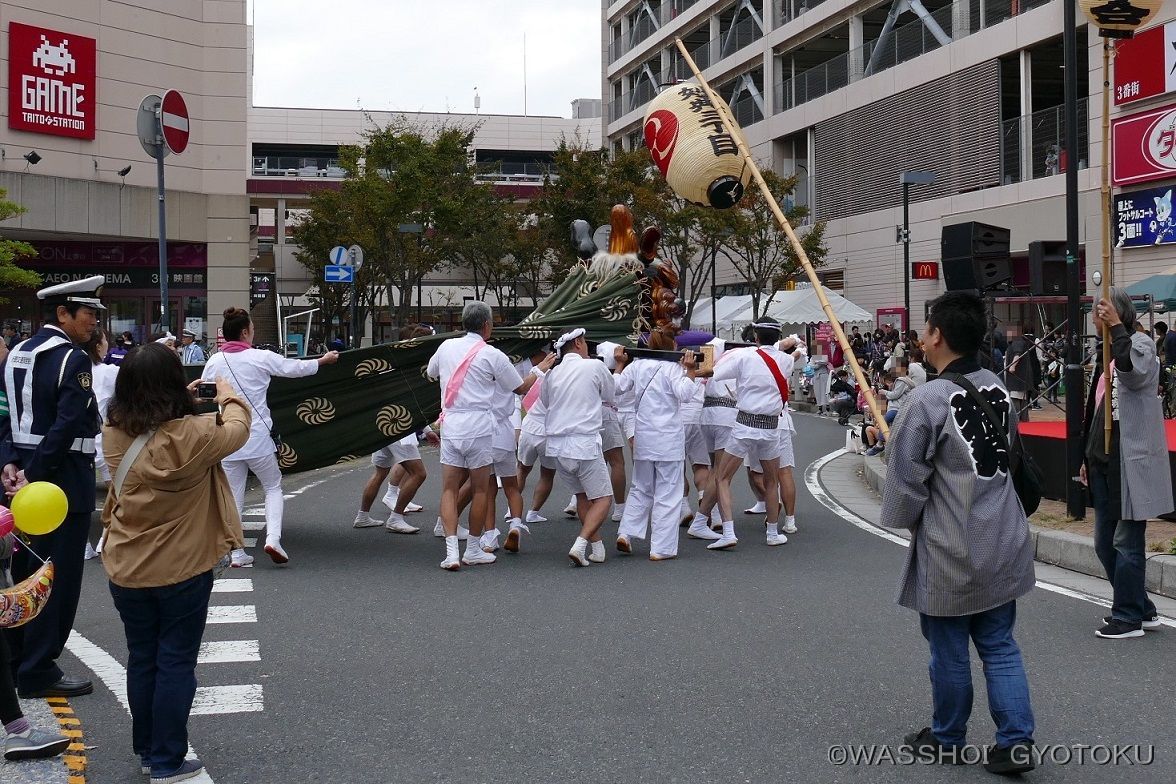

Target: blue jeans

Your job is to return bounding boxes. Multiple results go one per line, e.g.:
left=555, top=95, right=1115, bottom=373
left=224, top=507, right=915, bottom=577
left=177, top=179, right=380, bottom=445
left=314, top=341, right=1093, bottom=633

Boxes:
left=109, top=571, right=212, bottom=775
left=919, top=601, right=1035, bottom=749
left=1089, top=459, right=1156, bottom=623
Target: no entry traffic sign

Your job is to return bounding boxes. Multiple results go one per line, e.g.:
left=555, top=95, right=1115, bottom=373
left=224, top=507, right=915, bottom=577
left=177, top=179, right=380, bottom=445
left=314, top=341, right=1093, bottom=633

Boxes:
left=160, top=89, right=189, bottom=155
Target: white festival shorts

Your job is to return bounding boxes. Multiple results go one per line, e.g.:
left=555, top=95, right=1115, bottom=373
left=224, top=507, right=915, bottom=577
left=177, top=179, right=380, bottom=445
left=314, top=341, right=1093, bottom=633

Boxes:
left=555, top=455, right=612, bottom=501
left=440, top=436, right=495, bottom=470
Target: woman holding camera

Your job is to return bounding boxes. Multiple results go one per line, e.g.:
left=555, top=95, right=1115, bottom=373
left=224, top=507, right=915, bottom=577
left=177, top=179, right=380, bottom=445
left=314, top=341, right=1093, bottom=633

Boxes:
left=201, top=307, right=339, bottom=567
left=101, top=343, right=250, bottom=783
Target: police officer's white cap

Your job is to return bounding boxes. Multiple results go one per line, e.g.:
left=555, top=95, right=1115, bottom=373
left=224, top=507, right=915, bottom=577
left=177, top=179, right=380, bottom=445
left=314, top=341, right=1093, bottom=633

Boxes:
left=36, top=275, right=107, bottom=310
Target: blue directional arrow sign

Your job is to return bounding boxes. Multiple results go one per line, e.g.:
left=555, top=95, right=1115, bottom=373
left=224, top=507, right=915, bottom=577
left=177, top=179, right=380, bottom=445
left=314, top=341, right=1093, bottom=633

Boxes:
left=324, top=264, right=354, bottom=283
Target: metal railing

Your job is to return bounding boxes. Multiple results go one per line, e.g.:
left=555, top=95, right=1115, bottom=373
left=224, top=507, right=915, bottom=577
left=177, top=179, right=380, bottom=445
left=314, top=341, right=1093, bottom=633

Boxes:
left=726, top=91, right=765, bottom=128
left=775, top=0, right=1054, bottom=113
left=251, top=156, right=345, bottom=178
left=776, top=0, right=829, bottom=27
left=1000, top=98, right=1089, bottom=184
left=662, top=0, right=699, bottom=23
left=719, top=16, right=765, bottom=60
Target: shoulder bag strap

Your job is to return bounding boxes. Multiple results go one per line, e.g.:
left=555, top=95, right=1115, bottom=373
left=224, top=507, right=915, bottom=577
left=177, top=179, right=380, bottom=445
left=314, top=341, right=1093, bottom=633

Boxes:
left=939, top=372, right=1019, bottom=472
left=221, top=353, right=273, bottom=431
left=112, top=429, right=155, bottom=498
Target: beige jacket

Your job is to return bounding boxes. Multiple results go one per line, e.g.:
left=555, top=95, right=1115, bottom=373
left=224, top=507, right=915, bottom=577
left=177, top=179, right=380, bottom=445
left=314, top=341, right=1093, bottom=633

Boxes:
left=101, top=398, right=250, bottom=589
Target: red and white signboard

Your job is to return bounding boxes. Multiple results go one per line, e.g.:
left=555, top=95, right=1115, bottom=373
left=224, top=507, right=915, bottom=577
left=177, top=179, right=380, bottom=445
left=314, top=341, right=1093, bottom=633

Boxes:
left=1114, top=22, right=1176, bottom=106
left=7, top=22, right=97, bottom=139
left=160, top=90, right=189, bottom=155
left=1112, top=102, right=1176, bottom=186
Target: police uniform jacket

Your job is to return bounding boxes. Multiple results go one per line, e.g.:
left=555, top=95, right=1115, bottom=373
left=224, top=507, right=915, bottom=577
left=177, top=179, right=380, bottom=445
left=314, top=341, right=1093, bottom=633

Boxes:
left=0, top=324, right=100, bottom=513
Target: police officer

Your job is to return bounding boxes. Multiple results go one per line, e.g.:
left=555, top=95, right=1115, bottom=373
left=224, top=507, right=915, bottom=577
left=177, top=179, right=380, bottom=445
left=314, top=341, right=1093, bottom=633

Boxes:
left=0, top=275, right=104, bottom=698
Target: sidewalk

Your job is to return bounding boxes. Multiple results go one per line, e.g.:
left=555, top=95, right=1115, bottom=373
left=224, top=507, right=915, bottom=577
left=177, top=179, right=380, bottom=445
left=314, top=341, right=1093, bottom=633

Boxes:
left=842, top=450, right=1176, bottom=602
left=0, top=698, right=71, bottom=784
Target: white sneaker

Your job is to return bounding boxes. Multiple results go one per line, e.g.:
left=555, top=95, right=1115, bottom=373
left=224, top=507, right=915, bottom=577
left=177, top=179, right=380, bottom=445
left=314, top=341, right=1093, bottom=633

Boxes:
left=440, top=536, right=460, bottom=571
left=384, top=513, right=420, bottom=534
left=84, top=541, right=99, bottom=560
left=707, top=534, right=738, bottom=550
left=588, top=540, right=606, bottom=564
left=462, top=541, right=496, bottom=566
left=433, top=519, right=469, bottom=540
left=687, top=522, right=722, bottom=540
left=563, top=497, right=578, bottom=518
left=353, top=513, right=384, bottom=529
left=568, top=539, right=590, bottom=567
left=744, top=502, right=766, bottom=514
left=404, top=501, right=423, bottom=513
left=230, top=549, right=254, bottom=568
left=264, top=541, right=289, bottom=565
left=766, top=533, right=789, bottom=546
left=782, top=519, right=798, bottom=535
left=481, top=530, right=500, bottom=553
left=525, top=510, right=547, bottom=523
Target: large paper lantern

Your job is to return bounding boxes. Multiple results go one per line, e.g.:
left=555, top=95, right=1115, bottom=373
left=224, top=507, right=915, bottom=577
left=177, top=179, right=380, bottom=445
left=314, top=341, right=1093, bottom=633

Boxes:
left=1080, top=0, right=1161, bottom=38
left=643, top=83, right=750, bottom=209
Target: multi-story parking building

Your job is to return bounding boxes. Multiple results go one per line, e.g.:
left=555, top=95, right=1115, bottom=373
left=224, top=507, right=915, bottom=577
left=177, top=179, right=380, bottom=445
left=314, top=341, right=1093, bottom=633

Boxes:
left=603, top=0, right=1176, bottom=330
left=0, top=0, right=249, bottom=342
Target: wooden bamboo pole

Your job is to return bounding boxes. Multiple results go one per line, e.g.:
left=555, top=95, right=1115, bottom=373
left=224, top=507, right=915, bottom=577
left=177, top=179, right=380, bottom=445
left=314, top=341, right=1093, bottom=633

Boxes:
left=673, top=37, right=889, bottom=436
left=1101, top=41, right=1112, bottom=453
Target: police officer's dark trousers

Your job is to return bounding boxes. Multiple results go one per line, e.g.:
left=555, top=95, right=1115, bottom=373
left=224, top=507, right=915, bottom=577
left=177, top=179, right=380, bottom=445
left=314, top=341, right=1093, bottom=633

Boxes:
left=5, top=509, right=91, bottom=693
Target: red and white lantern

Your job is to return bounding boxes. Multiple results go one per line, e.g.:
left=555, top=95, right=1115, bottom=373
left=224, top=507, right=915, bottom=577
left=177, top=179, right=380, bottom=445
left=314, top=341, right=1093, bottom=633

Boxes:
left=643, top=84, right=750, bottom=209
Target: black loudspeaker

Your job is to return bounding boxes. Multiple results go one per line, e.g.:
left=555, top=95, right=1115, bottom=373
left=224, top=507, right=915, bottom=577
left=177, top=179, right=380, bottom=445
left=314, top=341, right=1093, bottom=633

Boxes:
left=1028, top=241, right=1068, bottom=295
left=941, top=222, right=1011, bottom=260
left=942, top=256, right=1014, bottom=291
left=941, top=222, right=1013, bottom=291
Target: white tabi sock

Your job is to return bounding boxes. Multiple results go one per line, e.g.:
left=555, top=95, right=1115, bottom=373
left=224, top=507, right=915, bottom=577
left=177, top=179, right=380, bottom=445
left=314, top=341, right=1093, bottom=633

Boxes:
left=722, top=521, right=735, bottom=538
left=590, top=540, right=606, bottom=559
left=785, top=515, right=796, bottom=527
left=614, top=503, right=626, bottom=516
left=766, top=521, right=779, bottom=537
left=355, top=510, right=370, bottom=522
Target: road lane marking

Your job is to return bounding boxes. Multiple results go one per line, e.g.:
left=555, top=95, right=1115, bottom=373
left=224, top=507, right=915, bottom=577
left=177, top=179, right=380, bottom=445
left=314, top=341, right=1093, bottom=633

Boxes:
left=241, top=519, right=266, bottom=531
left=807, top=448, right=1176, bottom=627
left=206, top=605, right=257, bottom=624
left=191, top=685, right=264, bottom=715
left=197, top=640, right=261, bottom=664
left=211, top=578, right=253, bottom=593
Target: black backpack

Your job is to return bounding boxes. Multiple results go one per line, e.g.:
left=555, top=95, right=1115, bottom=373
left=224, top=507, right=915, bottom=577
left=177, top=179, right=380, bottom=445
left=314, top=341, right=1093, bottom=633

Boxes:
left=939, top=372, right=1043, bottom=516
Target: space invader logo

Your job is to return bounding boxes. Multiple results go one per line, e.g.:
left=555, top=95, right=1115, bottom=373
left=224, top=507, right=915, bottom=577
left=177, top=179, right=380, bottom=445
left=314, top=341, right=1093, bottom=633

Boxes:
left=33, top=35, right=76, bottom=77
left=8, top=22, right=96, bottom=140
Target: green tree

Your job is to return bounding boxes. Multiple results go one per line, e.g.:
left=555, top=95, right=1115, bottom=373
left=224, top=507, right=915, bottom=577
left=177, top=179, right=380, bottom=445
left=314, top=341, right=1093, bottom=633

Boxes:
left=0, top=190, right=41, bottom=304
left=722, top=170, right=828, bottom=320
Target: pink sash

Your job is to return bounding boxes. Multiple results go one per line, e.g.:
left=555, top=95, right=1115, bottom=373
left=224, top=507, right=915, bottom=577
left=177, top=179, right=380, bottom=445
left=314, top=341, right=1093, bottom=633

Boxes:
left=440, top=339, right=487, bottom=422
left=522, top=376, right=543, bottom=412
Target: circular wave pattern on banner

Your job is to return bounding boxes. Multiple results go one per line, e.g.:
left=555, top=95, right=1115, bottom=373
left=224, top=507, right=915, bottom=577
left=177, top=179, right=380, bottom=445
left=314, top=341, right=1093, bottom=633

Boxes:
left=520, top=325, right=554, bottom=339
left=355, top=358, right=391, bottom=378
left=296, top=397, right=336, bottom=425
left=602, top=297, right=629, bottom=321
left=277, top=442, right=298, bottom=469
left=376, top=404, right=413, bottom=437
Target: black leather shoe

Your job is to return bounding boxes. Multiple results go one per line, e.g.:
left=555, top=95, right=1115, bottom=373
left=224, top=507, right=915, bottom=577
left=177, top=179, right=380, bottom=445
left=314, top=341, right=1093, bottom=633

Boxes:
left=19, top=676, right=94, bottom=698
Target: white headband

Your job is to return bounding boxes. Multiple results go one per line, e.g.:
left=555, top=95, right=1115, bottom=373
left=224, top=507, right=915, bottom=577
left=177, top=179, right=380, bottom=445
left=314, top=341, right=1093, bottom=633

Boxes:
left=752, top=322, right=782, bottom=332
left=554, top=328, right=585, bottom=356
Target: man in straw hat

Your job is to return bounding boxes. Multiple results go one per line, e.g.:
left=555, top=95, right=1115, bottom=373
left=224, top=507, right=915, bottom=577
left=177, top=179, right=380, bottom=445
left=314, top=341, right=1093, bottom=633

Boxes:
left=0, top=275, right=105, bottom=698
left=690, top=317, right=791, bottom=550
left=541, top=327, right=616, bottom=566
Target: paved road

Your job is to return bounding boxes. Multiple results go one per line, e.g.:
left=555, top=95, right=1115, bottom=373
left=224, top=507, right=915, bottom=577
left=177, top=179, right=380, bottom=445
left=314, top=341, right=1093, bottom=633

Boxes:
left=55, top=414, right=1176, bottom=783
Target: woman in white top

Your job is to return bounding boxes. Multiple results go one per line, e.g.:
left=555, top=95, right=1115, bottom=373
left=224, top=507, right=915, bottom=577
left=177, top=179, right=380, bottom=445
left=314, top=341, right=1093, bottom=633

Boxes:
left=202, top=307, right=339, bottom=566
left=83, top=328, right=120, bottom=559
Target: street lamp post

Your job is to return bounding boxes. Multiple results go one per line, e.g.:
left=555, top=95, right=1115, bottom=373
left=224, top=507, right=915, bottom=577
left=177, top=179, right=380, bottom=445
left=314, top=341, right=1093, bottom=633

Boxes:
left=899, top=171, right=936, bottom=332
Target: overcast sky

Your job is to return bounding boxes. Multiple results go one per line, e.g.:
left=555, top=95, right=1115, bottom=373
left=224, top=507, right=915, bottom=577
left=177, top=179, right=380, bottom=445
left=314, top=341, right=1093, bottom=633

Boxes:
left=248, top=0, right=601, bottom=118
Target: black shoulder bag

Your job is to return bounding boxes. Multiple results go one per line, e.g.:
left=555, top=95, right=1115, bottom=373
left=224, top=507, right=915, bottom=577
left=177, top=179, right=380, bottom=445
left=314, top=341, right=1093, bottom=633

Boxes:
left=940, top=372, right=1043, bottom=516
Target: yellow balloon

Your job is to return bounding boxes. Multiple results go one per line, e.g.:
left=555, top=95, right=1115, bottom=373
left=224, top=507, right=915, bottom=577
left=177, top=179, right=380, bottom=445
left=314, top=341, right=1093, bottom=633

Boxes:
left=10, top=482, right=68, bottom=536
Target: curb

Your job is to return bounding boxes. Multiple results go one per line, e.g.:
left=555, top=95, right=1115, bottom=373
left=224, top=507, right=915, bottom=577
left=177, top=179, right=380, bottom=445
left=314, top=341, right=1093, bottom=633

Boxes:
left=1, top=697, right=74, bottom=784
left=860, top=452, right=1176, bottom=600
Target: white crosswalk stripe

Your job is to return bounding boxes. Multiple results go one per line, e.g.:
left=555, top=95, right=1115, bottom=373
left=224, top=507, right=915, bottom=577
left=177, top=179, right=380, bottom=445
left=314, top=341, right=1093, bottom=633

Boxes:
left=206, top=605, right=257, bottom=624
left=211, top=578, right=253, bottom=593
left=191, top=685, right=264, bottom=715
left=198, top=640, right=261, bottom=664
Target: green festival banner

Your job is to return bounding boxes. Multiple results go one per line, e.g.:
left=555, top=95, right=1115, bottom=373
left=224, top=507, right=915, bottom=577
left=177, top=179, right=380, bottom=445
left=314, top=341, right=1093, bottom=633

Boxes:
left=266, top=263, right=642, bottom=473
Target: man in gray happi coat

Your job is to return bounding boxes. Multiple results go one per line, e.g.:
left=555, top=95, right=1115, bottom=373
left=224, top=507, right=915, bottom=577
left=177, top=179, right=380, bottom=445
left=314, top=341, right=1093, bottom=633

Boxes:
left=1083, top=287, right=1173, bottom=639
left=880, top=291, right=1036, bottom=775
